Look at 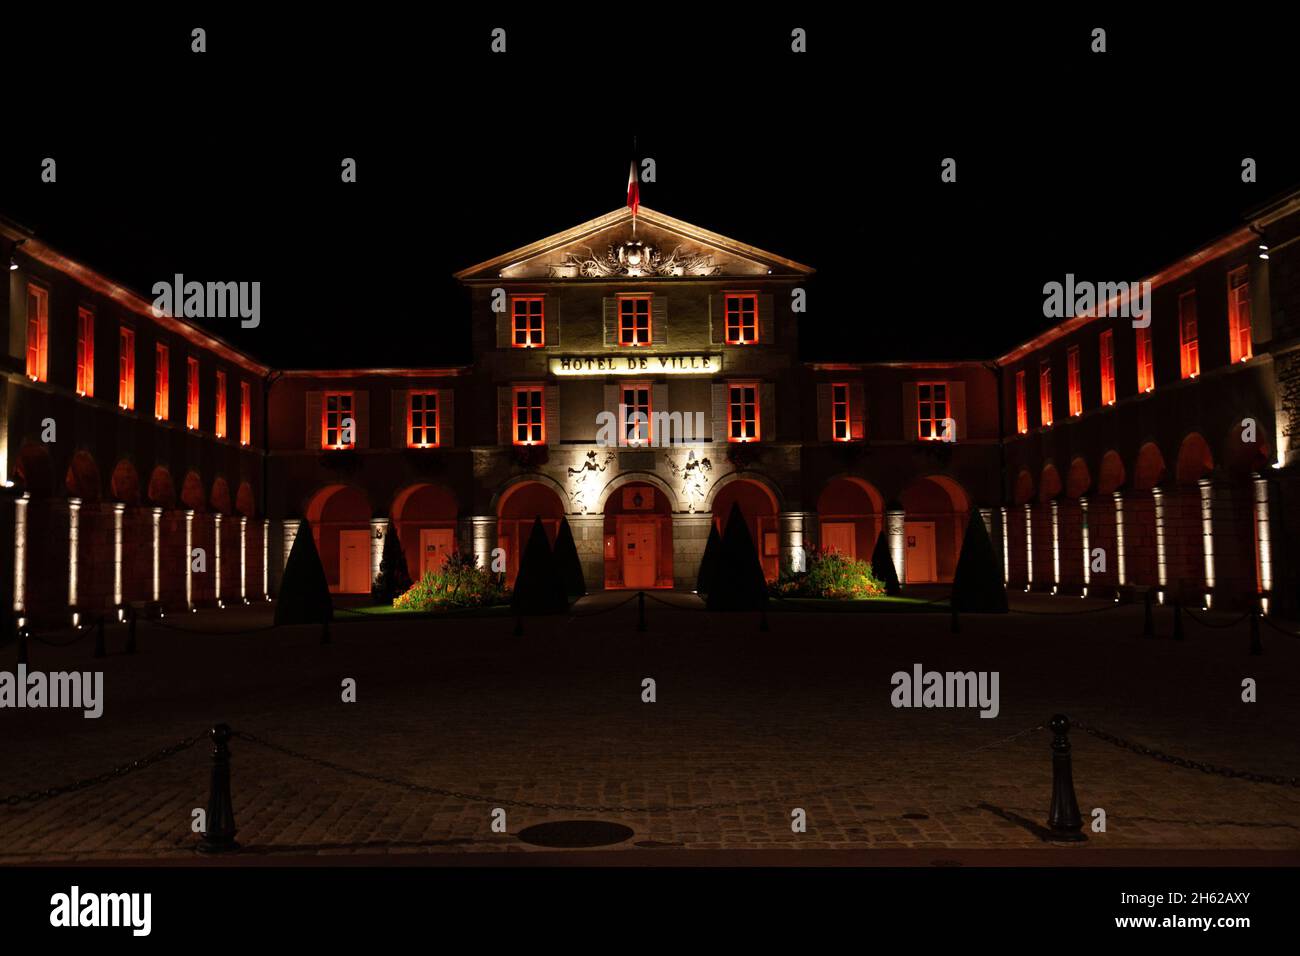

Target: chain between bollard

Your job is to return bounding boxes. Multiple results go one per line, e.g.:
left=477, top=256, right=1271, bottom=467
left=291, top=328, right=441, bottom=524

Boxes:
left=0, top=732, right=206, bottom=807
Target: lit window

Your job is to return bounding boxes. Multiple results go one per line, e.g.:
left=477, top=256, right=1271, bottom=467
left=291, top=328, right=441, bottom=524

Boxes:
left=725, top=292, right=759, bottom=344
left=76, top=308, right=94, bottom=397
left=155, top=344, right=170, bottom=420
left=512, top=386, right=544, bottom=445
left=511, top=296, right=544, bottom=348
left=323, top=391, right=355, bottom=448
left=118, top=327, right=135, bottom=410
left=728, top=383, right=759, bottom=442
left=1179, top=291, right=1199, bottom=379
left=240, top=381, right=251, bottom=446
left=25, top=285, right=49, bottom=383
left=408, top=391, right=440, bottom=447
left=620, top=384, right=651, bottom=446
left=618, top=295, right=652, bottom=346
left=831, top=383, right=850, bottom=441
left=1039, top=360, right=1053, bottom=427
left=1015, top=370, right=1027, bottom=434
left=1067, top=346, right=1082, bottom=417
left=1136, top=325, right=1155, bottom=392
left=918, top=382, right=949, bottom=439
left=1228, top=267, right=1252, bottom=363
left=214, top=370, right=227, bottom=438
left=186, top=357, right=200, bottom=429
left=1099, top=330, right=1116, bottom=405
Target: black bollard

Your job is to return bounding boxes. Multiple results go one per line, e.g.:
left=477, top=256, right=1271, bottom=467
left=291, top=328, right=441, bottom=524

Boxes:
left=94, top=617, right=106, bottom=658
left=125, top=607, right=137, bottom=655
left=1046, top=714, right=1087, bottom=842
left=637, top=592, right=647, bottom=633
left=1173, top=601, right=1184, bottom=641
left=1250, top=607, right=1263, bottom=656
left=1142, top=589, right=1154, bottom=638
left=950, top=603, right=960, bottom=634
left=17, top=625, right=29, bottom=667
left=320, top=620, right=331, bottom=645
left=197, top=724, right=239, bottom=853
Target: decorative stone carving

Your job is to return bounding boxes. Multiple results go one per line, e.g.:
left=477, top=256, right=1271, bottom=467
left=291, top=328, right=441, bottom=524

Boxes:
left=550, top=238, right=720, bottom=278
left=667, top=449, right=712, bottom=513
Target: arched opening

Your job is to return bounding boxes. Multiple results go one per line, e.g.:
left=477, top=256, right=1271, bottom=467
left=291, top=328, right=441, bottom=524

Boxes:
left=15, top=442, right=53, bottom=497
left=816, top=477, right=883, bottom=562
left=110, top=460, right=141, bottom=504
left=392, top=483, right=459, bottom=580
left=1066, top=458, right=1091, bottom=499
left=1039, top=464, right=1062, bottom=503
left=603, top=481, right=673, bottom=589
left=1098, top=451, right=1126, bottom=495
left=235, top=481, right=256, bottom=517
left=181, top=471, right=206, bottom=511
left=210, top=476, right=232, bottom=514
left=497, top=480, right=565, bottom=588
left=306, top=485, right=373, bottom=594
left=1013, top=469, right=1034, bottom=506
left=1176, top=433, right=1214, bottom=485
left=65, top=451, right=101, bottom=501
left=148, top=466, right=176, bottom=508
left=711, top=477, right=780, bottom=582
left=1222, top=421, right=1270, bottom=477
left=900, top=475, right=969, bottom=584
left=1134, top=443, right=1166, bottom=491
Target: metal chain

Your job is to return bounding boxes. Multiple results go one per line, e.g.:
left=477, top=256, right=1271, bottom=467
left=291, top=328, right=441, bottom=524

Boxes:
left=1182, top=608, right=1251, bottom=629
left=1070, top=719, right=1300, bottom=787
left=0, top=733, right=206, bottom=807
left=1261, top=616, right=1300, bottom=639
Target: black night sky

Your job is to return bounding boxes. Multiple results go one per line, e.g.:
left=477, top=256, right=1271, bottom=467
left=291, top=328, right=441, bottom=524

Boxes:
left=4, top=12, right=1298, bottom=369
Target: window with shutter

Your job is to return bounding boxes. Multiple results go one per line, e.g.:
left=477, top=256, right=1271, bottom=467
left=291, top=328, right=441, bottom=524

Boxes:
left=1038, top=361, right=1053, bottom=427
left=118, top=327, right=136, bottom=410
left=618, top=294, right=652, bottom=346
left=240, top=381, right=251, bottom=445
left=187, top=358, right=200, bottom=429
left=155, top=344, right=170, bottom=420
left=1015, top=371, right=1028, bottom=433
left=620, top=383, right=651, bottom=446
left=408, top=390, right=439, bottom=447
left=1099, top=330, right=1116, bottom=405
left=26, top=285, right=49, bottom=383
left=831, top=383, right=850, bottom=441
left=323, top=391, right=355, bottom=448
left=1067, top=346, right=1082, bottom=417
left=512, top=385, right=545, bottom=444
left=76, top=308, right=95, bottom=396
left=1178, top=291, right=1199, bottom=379
left=511, top=296, right=545, bottom=348
left=215, top=370, right=227, bottom=438
left=727, top=382, right=759, bottom=442
left=1228, top=267, right=1252, bottom=363
left=724, top=292, right=759, bottom=344
left=1136, top=326, right=1154, bottom=392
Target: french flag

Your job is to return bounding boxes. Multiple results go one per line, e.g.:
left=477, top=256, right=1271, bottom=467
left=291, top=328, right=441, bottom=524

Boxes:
left=626, top=160, right=640, bottom=217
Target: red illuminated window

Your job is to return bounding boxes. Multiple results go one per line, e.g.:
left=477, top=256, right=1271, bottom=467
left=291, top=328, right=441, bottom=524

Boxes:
left=1099, top=330, right=1116, bottom=405
left=240, top=381, right=251, bottom=446
left=1136, top=325, right=1154, bottom=392
left=618, top=295, right=652, bottom=346
left=725, top=292, right=759, bottom=344
left=831, top=383, right=850, bottom=441
left=918, top=382, right=949, bottom=439
left=513, top=386, right=544, bottom=445
left=1228, top=267, right=1252, bottom=363
left=323, top=391, right=355, bottom=448
left=118, top=327, right=136, bottom=410
left=1178, top=291, right=1199, bottom=379
left=186, top=357, right=200, bottom=429
left=620, top=383, right=651, bottom=446
left=1039, top=360, right=1053, bottom=427
left=1015, top=370, right=1027, bottom=434
left=1067, top=346, right=1082, bottom=417
left=25, top=285, right=49, bottom=383
left=214, top=370, right=227, bottom=438
left=76, top=308, right=94, bottom=396
left=511, top=296, right=544, bottom=348
left=728, top=382, right=759, bottom=442
left=155, top=344, right=170, bottom=420
left=408, top=391, right=439, bottom=447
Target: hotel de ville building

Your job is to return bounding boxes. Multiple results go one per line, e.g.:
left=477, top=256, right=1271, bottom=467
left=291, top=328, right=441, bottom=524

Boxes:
left=3, top=189, right=1300, bottom=625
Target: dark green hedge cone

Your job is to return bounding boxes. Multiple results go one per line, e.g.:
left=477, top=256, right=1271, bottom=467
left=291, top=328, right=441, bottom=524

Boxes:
left=511, top=516, right=568, bottom=615
left=706, top=501, right=768, bottom=612
left=951, top=508, right=1008, bottom=613
left=695, top=521, right=723, bottom=595
left=870, top=528, right=902, bottom=596
left=274, top=519, right=334, bottom=625
left=554, top=516, right=587, bottom=598
left=371, top=523, right=413, bottom=603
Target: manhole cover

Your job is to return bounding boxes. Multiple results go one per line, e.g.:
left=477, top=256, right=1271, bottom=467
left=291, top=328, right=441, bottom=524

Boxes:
left=516, top=821, right=635, bottom=848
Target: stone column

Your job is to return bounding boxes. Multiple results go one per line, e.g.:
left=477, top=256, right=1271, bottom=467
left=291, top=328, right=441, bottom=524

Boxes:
left=240, top=516, right=249, bottom=603
left=262, top=519, right=270, bottom=599
left=213, top=512, right=223, bottom=606
left=68, top=497, right=82, bottom=621
left=112, top=501, right=125, bottom=609
left=886, top=508, right=906, bottom=585
left=1254, top=474, right=1273, bottom=612
left=1049, top=499, right=1060, bottom=594
left=779, top=511, right=817, bottom=574
left=281, top=519, right=301, bottom=571
left=1023, top=503, right=1033, bottom=590
left=672, top=513, right=712, bottom=591
left=1113, top=491, right=1127, bottom=588
left=567, top=513, right=605, bottom=591
left=1079, top=497, right=1091, bottom=596
left=999, top=505, right=1009, bottom=584
left=12, top=492, right=28, bottom=619
left=1151, top=486, right=1167, bottom=601
left=370, top=518, right=389, bottom=588
left=151, top=506, right=163, bottom=603
left=470, top=515, right=498, bottom=571
left=185, top=509, right=196, bottom=610
left=1197, top=478, right=1215, bottom=608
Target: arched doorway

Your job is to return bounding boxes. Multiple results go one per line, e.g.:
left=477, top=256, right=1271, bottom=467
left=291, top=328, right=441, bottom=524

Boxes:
left=306, top=485, right=373, bottom=594
left=900, top=475, right=969, bottom=584
left=392, top=483, right=459, bottom=580
left=816, top=477, right=883, bottom=562
left=711, top=477, right=780, bottom=581
left=497, top=480, right=565, bottom=588
left=1129, top=442, right=1167, bottom=588
left=603, top=480, right=673, bottom=589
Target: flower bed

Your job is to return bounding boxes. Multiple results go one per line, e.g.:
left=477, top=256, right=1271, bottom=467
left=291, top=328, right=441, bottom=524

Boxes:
left=771, top=548, right=885, bottom=600
left=393, top=553, right=507, bottom=610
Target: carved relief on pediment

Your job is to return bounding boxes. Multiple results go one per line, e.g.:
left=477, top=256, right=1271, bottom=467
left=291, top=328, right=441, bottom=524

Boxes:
left=548, top=238, right=721, bottom=279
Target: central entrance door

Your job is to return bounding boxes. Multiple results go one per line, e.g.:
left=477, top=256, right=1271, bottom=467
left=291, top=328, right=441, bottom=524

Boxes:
left=419, top=528, right=456, bottom=577
left=621, top=521, right=657, bottom=589
left=904, top=521, right=937, bottom=583
left=820, top=522, right=856, bottom=559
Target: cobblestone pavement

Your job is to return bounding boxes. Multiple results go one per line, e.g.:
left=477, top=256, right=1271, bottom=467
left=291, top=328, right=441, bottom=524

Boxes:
left=2, top=595, right=1299, bottom=862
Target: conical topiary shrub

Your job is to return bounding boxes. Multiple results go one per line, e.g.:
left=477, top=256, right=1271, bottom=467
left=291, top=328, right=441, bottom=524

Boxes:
left=695, top=521, right=722, bottom=594
left=951, top=509, right=1008, bottom=612
left=870, top=528, right=902, bottom=596
left=274, top=519, right=334, bottom=625
left=510, top=516, right=568, bottom=615
left=706, top=501, right=768, bottom=611
left=553, top=516, right=586, bottom=598
left=372, top=524, right=413, bottom=603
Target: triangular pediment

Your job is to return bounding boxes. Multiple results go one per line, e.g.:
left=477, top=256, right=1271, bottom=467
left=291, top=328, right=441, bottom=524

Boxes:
left=453, top=206, right=814, bottom=281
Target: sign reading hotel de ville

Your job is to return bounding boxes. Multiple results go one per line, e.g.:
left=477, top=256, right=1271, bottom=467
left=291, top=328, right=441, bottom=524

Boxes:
left=550, top=354, right=723, bottom=376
